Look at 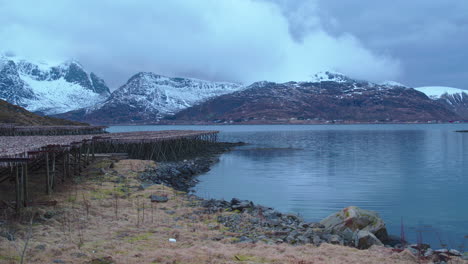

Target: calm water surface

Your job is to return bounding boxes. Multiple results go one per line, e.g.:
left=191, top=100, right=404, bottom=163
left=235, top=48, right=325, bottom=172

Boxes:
left=109, top=124, right=468, bottom=248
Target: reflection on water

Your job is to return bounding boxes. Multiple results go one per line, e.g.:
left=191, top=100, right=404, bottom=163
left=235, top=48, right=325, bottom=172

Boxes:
left=109, top=124, right=468, bottom=248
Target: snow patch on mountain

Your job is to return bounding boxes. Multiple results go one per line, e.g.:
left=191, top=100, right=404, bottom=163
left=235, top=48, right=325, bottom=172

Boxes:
left=21, top=75, right=108, bottom=114
left=311, top=71, right=349, bottom=83
left=0, top=54, right=110, bottom=115
left=415, top=86, right=468, bottom=99
left=106, top=72, right=244, bottom=117
left=380, top=80, right=407, bottom=87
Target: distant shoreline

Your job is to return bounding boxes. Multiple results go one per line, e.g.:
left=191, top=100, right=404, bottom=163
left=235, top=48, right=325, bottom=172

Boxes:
left=97, top=120, right=468, bottom=126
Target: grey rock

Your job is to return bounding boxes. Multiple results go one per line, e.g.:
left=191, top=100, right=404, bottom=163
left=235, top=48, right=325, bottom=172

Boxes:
left=268, top=219, right=281, bottom=227
left=424, top=248, right=434, bottom=257
left=264, top=211, right=282, bottom=221
left=340, top=228, right=355, bottom=243
left=449, top=249, right=462, bottom=256
left=238, top=236, right=253, bottom=243
left=302, top=229, right=315, bottom=239
left=70, top=252, right=87, bottom=258
left=165, top=210, right=176, bottom=215
left=285, top=234, right=297, bottom=244
left=35, top=244, right=46, bottom=250
left=0, top=231, right=15, bottom=241
left=230, top=198, right=254, bottom=211
left=328, top=234, right=343, bottom=245
left=296, top=235, right=310, bottom=244
left=138, top=183, right=153, bottom=190
left=289, top=230, right=299, bottom=238
left=53, top=260, right=65, bottom=264
left=312, top=235, right=322, bottom=246
left=150, top=195, right=168, bottom=203
left=320, top=206, right=388, bottom=242
left=44, top=211, right=57, bottom=219
left=207, top=223, right=218, bottom=230
left=393, top=244, right=404, bottom=250
left=211, top=235, right=224, bottom=241
left=353, top=230, right=384, bottom=249
left=410, top=243, right=430, bottom=251
left=311, top=223, right=325, bottom=229
left=407, top=247, right=419, bottom=256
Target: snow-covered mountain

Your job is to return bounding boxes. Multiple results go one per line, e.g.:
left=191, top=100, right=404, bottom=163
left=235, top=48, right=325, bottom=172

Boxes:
left=55, top=72, right=244, bottom=124
left=0, top=54, right=110, bottom=115
left=171, top=74, right=459, bottom=123
left=415, top=86, right=468, bottom=119
left=414, top=86, right=468, bottom=99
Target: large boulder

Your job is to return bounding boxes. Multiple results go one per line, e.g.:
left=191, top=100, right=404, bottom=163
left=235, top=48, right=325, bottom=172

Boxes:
left=320, top=206, right=388, bottom=242
left=353, top=230, right=384, bottom=249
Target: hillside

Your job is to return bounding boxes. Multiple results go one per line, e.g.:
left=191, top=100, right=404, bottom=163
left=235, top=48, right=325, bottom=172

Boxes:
left=0, top=99, right=86, bottom=125
left=170, top=73, right=460, bottom=123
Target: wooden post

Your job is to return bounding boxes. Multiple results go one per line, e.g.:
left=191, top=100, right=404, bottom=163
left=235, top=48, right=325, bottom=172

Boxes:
left=52, top=152, right=56, bottom=190
left=15, top=164, right=21, bottom=212
left=24, top=162, right=28, bottom=207
left=62, top=153, right=66, bottom=183
left=46, top=152, right=51, bottom=195
left=92, top=140, right=95, bottom=160
left=78, top=146, right=82, bottom=174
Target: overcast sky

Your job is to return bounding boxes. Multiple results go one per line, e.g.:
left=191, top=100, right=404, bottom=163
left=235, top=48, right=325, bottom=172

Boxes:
left=0, top=0, right=466, bottom=89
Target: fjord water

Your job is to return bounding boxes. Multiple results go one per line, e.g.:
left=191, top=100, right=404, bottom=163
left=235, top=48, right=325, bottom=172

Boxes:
left=109, top=124, right=468, bottom=248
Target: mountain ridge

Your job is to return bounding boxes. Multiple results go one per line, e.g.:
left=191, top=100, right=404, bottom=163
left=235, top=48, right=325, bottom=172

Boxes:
left=415, top=86, right=468, bottom=119
left=0, top=54, right=110, bottom=115
left=169, top=76, right=460, bottom=123
left=54, top=72, right=244, bottom=124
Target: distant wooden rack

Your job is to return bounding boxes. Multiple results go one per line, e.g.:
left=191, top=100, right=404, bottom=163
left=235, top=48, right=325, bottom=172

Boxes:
left=0, top=125, right=108, bottom=136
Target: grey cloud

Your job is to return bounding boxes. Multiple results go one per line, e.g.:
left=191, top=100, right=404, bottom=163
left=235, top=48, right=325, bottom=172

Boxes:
left=313, top=0, right=468, bottom=88
left=0, top=0, right=401, bottom=89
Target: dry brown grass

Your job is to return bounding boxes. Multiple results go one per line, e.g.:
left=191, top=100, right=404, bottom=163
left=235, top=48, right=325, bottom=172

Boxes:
left=1, top=158, right=465, bottom=264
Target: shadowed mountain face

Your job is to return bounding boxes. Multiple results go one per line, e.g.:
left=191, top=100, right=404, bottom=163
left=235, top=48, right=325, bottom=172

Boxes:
left=433, top=93, right=468, bottom=119
left=414, top=86, right=468, bottom=120
left=0, top=99, right=86, bottom=125
left=55, top=72, right=243, bottom=124
left=171, top=79, right=460, bottom=123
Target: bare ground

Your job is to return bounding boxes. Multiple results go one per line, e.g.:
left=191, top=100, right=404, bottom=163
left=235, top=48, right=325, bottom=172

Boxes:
left=0, top=158, right=465, bottom=264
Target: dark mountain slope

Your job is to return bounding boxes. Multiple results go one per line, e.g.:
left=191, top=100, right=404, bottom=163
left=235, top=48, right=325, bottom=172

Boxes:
left=171, top=79, right=459, bottom=123
left=0, top=99, right=86, bottom=125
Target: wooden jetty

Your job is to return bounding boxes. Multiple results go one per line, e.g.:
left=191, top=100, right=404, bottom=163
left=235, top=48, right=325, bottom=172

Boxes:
left=0, top=125, right=108, bottom=136
left=0, top=130, right=218, bottom=212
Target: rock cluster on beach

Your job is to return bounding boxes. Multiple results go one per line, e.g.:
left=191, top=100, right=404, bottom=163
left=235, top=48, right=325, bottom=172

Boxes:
left=200, top=198, right=389, bottom=249
left=198, top=198, right=465, bottom=262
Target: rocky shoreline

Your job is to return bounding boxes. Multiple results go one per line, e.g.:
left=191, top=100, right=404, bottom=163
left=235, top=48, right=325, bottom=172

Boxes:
left=139, top=142, right=245, bottom=192
left=139, top=141, right=466, bottom=263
